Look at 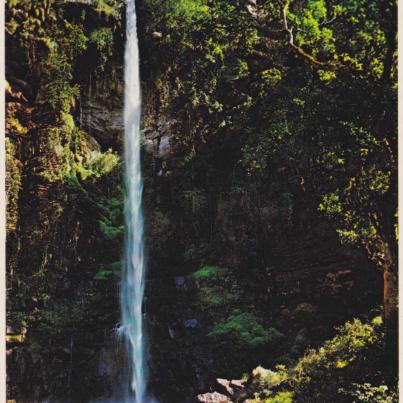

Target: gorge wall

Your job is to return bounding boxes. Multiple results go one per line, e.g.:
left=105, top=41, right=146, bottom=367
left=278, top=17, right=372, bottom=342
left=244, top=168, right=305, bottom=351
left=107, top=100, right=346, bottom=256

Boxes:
left=6, top=1, right=385, bottom=402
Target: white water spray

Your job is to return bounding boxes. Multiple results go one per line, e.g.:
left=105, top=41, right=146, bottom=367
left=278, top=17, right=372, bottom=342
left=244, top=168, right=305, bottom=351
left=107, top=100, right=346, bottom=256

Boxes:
left=121, top=0, right=147, bottom=401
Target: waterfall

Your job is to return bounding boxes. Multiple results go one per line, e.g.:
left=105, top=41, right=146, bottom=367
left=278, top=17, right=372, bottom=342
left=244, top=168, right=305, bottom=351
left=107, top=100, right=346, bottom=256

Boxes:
left=121, top=0, right=147, bottom=402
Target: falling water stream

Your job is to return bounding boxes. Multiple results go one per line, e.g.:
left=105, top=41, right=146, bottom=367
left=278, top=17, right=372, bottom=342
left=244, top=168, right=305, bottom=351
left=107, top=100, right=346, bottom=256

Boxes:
left=120, top=0, right=147, bottom=401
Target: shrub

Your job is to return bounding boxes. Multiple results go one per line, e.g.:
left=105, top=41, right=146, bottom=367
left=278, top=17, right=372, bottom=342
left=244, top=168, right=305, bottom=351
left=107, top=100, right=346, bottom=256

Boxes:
left=265, top=391, right=294, bottom=403
left=5, top=138, right=22, bottom=233
left=339, top=383, right=397, bottom=403
left=250, top=365, right=289, bottom=389
left=209, top=313, right=284, bottom=348
left=90, top=27, right=114, bottom=72
left=247, top=365, right=292, bottom=402
left=80, top=150, right=120, bottom=180
left=39, top=125, right=73, bottom=183
left=192, top=266, right=241, bottom=311
left=198, top=286, right=237, bottom=307
left=249, top=391, right=294, bottom=403
left=239, top=316, right=390, bottom=403
left=94, top=261, right=121, bottom=281
left=93, top=0, right=122, bottom=18
left=291, top=316, right=384, bottom=402
left=97, top=196, right=124, bottom=240
left=192, top=265, right=228, bottom=280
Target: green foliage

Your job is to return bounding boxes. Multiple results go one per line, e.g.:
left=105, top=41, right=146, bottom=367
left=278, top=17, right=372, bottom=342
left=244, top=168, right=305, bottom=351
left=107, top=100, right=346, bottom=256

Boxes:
left=148, top=0, right=209, bottom=28
left=42, top=51, right=80, bottom=114
left=242, top=366, right=292, bottom=402
left=250, top=365, right=289, bottom=389
left=5, top=138, right=22, bottom=233
left=38, top=118, right=120, bottom=185
left=90, top=27, right=113, bottom=51
left=291, top=316, right=384, bottom=401
left=192, top=265, right=228, bottom=280
left=189, top=264, right=282, bottom=355
left=6, top=0, right=55, bottom=51
left=295, top=316, right=382, bottom=378
left=192, top=266, right=241, bottom=312
left=90, top=27, right=114, bottom=72
left=242, top=316, right=390, bottom=402
left=318, top=160, right=393, bottom=267
left=175, top=0, right=209, bottom=15
left=6, top=102, right=28, bottom=136
left=75, top=150, right=120, bottom=181
left=5, top=2, right=126, bottom=399
left=93, top=0, right=122, bottom=18
left=40, top=23, right=88, bottom=114
left=261, top=68, right=282, bottom=86
left=249, top=390, right=294, bottom=403
left=97, top=196, right=124, bottom=240
left=62, top=21, right=89, bottom=60
left=339, top=383, right=397, bottom=402
left=99, top=218, right=123, bottom=240
left=198, top=286, right=237, bottom=306
left=145, top=0, right=396, bottom=283
left=209, top=313, right=284, bottom=348
left=265, top=391, right=294, bottom=403
left=285, top=0, right=392, bottom=79
left=38, top=126, right=73, bottom=183
left=94, top=262, right=121, bottom=280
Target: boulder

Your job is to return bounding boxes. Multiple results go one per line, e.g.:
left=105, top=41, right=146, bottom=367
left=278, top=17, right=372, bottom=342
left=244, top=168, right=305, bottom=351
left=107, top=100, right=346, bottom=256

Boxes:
left=184, top=319, right=198, bottom=329
left=174, top=276, right=186, bottom=289
left=196, top=392, right=233, bottom=402
left=252, top=366, right=270, bottom=378
left=230, top=379, right=245, bottom=390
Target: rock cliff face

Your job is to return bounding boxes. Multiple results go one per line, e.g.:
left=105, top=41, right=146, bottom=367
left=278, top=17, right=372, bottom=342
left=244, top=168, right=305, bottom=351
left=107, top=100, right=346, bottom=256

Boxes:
left=6, top=2, right=125, bottom=401
left=6, top=2, right=382, bottom=402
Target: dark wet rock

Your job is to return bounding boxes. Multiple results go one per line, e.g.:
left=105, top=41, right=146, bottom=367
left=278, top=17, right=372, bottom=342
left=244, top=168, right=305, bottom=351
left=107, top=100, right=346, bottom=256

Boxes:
left=98, top=347, right=117, bottom=378
left=62, top=346, right=72, bottom=355
left=158, top=135, right=171, bottom=158
left=144, top=132, right=172, bottom=159
left=168, top=325, right=175, bottom=339
left=184, top=319, right=198, bottom=329
left=80, top=101, right=123, bottom=150
left=230, top=379, right=246, bottom=390
left=174, top=276, right=186, bottom=289
left=31, top=353, right=43, bottom=365
left=216, top=378, right=234, bottom=396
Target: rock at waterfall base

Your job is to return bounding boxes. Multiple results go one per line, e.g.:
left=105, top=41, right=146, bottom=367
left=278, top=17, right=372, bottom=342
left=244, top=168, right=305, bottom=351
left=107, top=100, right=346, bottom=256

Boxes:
left=196, top=391, right=233, bottom=402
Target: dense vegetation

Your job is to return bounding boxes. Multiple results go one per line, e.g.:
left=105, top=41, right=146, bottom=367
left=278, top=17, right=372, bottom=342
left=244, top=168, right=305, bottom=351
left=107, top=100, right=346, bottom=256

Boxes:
left=6, top=0, right=397, bottom=402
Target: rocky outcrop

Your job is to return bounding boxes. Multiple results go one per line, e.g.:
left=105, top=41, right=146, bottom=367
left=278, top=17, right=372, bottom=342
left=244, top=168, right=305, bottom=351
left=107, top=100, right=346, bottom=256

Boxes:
left=197, top=378, right=249, bottom=403
left=143, top=117, right=178, bottom=176
left=197, top=391, right=234, bottom=403
left=80, top=100, right=124, bottom=150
